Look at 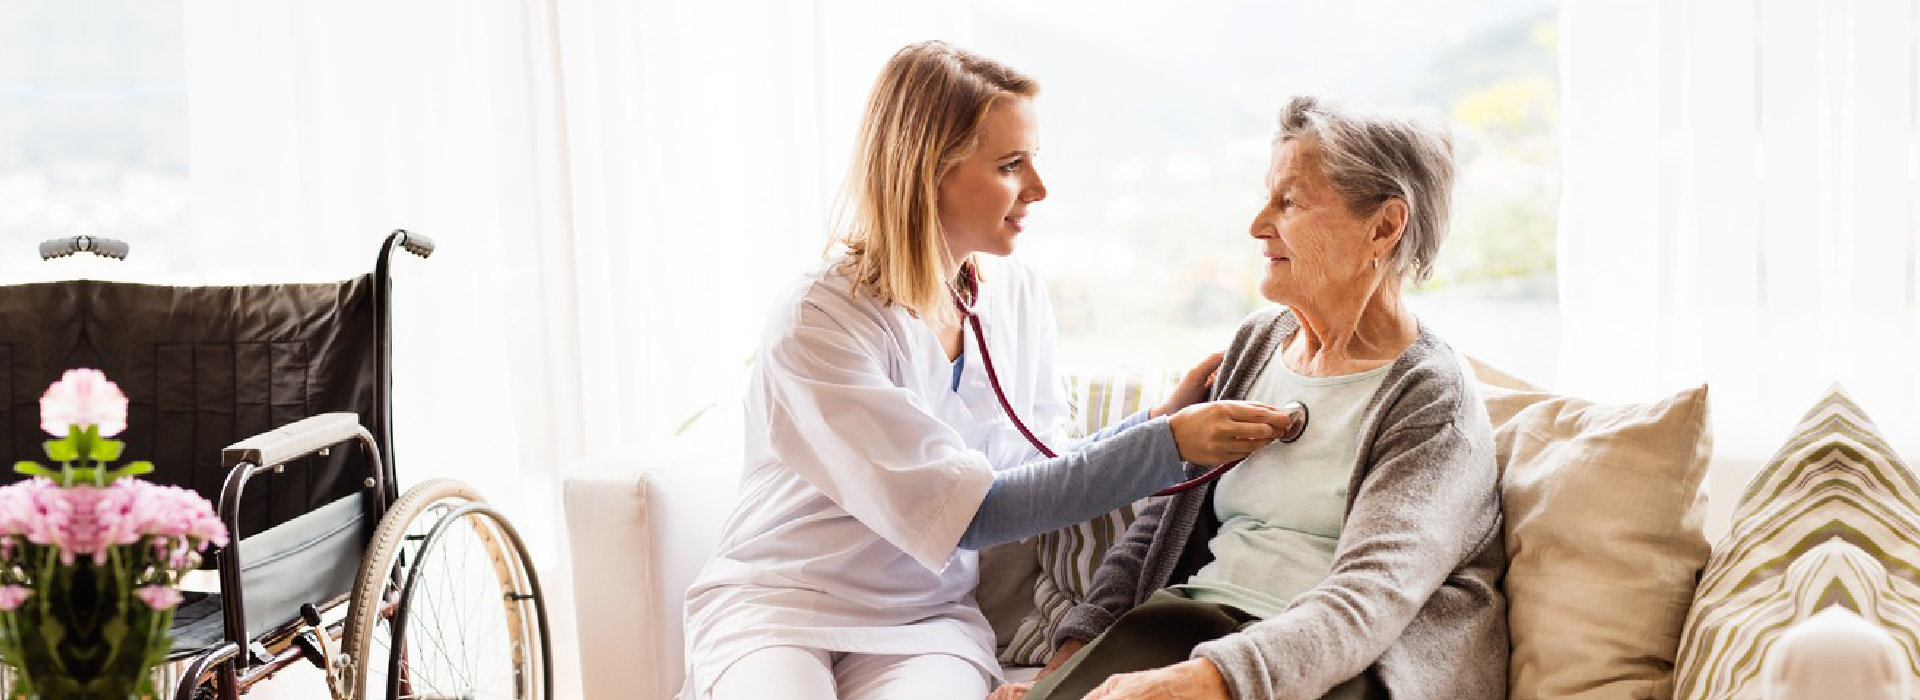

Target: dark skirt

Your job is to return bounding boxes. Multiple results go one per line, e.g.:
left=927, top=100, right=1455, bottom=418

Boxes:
left=1025, top=589, right=1383, bottom=700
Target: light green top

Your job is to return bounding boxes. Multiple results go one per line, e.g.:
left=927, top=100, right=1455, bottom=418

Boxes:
left=1173, top=353, right=1392, bottom=619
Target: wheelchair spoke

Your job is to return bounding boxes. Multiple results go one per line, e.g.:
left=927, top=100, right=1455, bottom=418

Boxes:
left=347, top=484, right=546, bottom=700
left=377, top=512, right=524, bottom=699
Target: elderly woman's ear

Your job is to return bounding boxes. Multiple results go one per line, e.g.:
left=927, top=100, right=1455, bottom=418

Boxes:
left=1371, top=197, right=1410, bottom=261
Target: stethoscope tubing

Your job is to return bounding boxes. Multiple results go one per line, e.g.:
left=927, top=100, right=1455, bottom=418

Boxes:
left=956, top=278, right=1306, bottom=499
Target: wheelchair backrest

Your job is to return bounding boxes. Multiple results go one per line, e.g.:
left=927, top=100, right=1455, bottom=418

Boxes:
left=0, top=275, right=387, bottom=538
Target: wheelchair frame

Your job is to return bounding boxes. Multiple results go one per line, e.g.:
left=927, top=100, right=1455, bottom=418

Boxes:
left=10, top=231, right=551, bottom=700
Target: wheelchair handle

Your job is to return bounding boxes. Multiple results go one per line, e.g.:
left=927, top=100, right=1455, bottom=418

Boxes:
left=392, top=229, right=434, bottom=258
left=39, top=235, right=129, bottom=261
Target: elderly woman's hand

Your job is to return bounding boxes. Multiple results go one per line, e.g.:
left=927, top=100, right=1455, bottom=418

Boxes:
left=1083, top=658, right=1231, bottom=700
left=986, top=681, right=1033, bottom=699
left=1152, top=351, right=1225, bottom=418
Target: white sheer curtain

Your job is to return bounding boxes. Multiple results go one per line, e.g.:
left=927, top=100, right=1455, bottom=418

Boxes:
left=1557, top=0, right=1920, bottom=458
left=549, top=0, right=970, bottom=452
left=185, top=3, right=588, bottom=697
left=182, top=1, right=968, bottom=698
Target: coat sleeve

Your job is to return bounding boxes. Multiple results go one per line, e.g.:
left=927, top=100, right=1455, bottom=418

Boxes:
left=1190, top=415, right=1502, bottom=700
left=761, top=301, right=995, bottom=573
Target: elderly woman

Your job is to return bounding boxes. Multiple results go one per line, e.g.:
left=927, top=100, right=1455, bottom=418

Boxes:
left=993, top=97, right=1506, bottom=700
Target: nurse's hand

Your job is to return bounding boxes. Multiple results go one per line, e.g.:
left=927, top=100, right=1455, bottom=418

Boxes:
left=1082, top=658, right=1230, bottom=700
left=1151, top=351, right=1224, bottom=418
left=1168, top=400, right=1294, bottom=466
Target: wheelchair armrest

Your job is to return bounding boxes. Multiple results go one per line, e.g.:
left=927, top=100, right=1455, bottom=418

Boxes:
left=215, top=411, right=384, bottom=652
left=221, top=412, right=367, bottom=469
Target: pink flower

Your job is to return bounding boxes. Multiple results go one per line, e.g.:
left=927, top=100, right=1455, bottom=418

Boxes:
left=0, top=585, right=29, bottom=611
left=0, top=477, right=228, bottom=566
left=0, top=480, right=47, bottom=538
left=133, top=585, right=182, bottom=610
left=38, top=485, right=108, bottom=564
left=39, top=369, right=128, bottom=438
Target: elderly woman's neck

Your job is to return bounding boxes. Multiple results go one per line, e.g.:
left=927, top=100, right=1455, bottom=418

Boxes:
left=1286, top=283, right=1419, bottom=377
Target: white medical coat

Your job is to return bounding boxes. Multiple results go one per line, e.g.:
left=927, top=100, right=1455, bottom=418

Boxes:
left=682, top=256, right=1072, bottom=694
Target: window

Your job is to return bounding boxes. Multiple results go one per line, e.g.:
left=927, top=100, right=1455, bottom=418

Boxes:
left=973, top=1, right=1560, bottom=383
left=0, top=1, right=188, bottom=281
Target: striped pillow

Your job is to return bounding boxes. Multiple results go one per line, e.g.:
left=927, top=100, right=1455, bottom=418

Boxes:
left=997, top=367, right=1177, bottom=666
left=1674, top=386, right=1920, bottom=698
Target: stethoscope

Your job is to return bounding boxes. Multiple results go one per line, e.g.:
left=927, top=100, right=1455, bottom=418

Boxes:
left=952, top=265, right=1309, bottom=497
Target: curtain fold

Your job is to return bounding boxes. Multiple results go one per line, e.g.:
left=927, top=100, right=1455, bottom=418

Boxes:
left=1557, top=0, right=1920, bottom=458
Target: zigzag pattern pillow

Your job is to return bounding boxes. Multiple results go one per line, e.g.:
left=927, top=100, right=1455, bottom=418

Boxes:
left=997, top=367, right=1177, bottom=666
left=1674, top=386, right=1920, bottom=698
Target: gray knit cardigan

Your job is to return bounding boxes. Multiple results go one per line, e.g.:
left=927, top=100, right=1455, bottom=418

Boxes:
left=1054, top=307, right=1508, bottom=700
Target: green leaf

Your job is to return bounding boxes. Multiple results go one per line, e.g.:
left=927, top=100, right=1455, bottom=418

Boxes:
left=88, top=439, right=124, bottom=463
left=109, top=461, right=154, bottom=480
left=41, top=439, right=77, bottom=463
left=13, top=462, right=56, bottom=479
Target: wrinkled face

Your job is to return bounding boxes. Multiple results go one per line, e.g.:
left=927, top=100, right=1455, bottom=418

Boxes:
left=1249, top=138, right=1385, bottom=306
left=938, top=96, right=1047, bottom=261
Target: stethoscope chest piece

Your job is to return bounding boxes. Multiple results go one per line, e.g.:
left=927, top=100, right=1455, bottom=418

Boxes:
left=1277, top=401, right=1309, bottom=443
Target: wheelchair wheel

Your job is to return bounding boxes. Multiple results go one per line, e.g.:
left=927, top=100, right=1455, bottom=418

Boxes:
left=340, top=479, right=552, bottom=700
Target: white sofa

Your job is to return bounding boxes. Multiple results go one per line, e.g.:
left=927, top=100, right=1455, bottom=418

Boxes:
left=560, top=401, right=1839, bottom=700
left=564, top=440, right=741, bottom=700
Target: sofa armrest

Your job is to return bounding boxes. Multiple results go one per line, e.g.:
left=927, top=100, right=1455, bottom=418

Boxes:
left=565, top=444, right=739, bottom=700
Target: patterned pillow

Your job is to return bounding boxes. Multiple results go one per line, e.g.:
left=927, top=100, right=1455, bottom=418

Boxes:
left=1674, top=386, right=1920, bottom=698
left=997, top=367, right=1177, bottom=666
left=1759, top=552, right=1915, bottom=700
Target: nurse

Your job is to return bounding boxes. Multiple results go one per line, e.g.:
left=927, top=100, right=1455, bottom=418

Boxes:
left=681, top=41, right=1299, bottom=700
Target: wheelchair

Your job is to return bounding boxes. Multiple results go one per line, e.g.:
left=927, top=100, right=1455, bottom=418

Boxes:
left=0, top=231, right=552, bottom=700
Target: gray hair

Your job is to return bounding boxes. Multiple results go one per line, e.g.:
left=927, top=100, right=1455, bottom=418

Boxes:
left=1276, top=96, right=1455, bottom=285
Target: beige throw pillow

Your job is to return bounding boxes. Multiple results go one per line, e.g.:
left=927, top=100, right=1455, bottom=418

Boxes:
left=1485, top=383, right=1714, bottom=699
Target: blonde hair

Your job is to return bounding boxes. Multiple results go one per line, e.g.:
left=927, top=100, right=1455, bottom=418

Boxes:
left=833, top=41, right=1038, bottom=324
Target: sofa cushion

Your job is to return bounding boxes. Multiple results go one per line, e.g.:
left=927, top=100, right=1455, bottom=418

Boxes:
left=1484, top=381, right=1713, bottom=699
left=976, top=537, right=1041, bottom=649
left=997, top=367, right=1176, bottom=666
left=1674, top=385, right=1920, bottom=699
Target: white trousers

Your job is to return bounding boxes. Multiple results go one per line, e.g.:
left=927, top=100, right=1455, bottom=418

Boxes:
left=706, top=645, right=993, bottom=700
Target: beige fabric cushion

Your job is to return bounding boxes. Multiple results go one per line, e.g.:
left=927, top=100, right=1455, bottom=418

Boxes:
left=1483, top=382, right=1714, bottom=699
left=1462, top=352, right=1543, bottom=393
left=976, top=537, right=1041, bottom=649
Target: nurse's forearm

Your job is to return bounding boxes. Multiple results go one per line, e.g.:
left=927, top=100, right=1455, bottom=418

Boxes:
left=1070, top=408, right=1153, bottom=448
left=957, top=416, right=1184, bottom=550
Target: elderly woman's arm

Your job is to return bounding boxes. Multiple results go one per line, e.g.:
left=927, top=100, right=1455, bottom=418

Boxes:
left=1192, top=389, right=1502, bottom=700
